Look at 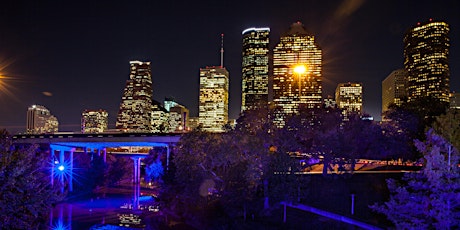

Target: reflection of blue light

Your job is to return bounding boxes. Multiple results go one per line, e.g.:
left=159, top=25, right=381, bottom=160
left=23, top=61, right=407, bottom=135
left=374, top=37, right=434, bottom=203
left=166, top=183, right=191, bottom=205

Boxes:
left=51, top=220, right=70, bottom=230
left=58, top=165, right=65, bottom=171
left=54, top=160, right=59, bottom=164
left=138, top=195, right=154, bottom=202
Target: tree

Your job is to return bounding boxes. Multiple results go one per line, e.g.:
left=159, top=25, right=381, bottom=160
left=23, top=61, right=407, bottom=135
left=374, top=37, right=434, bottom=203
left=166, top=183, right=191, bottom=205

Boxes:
left=145, top=159, right=164, bottom=183
left=383, top=96, right=449, bottom=146
left=433, top=108, right=460, bottom=151
left=371, top=129, right=460, bottom=229
left=163, top=108, right=311, bottom=227
left=105, top=154, right=131, bottom=186
left=0, top=130, right=63, bottom=229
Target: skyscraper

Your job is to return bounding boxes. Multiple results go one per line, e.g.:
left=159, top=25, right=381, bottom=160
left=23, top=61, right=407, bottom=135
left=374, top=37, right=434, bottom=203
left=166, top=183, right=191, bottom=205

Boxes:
left=335, top=83, right=363, bottom=117
left=116, top=61, right=153, bottom=132
left=81, top=109, right=108, bottom=133
left=26, top=105, right=59, bottom=134
left=241, top=27, right=270, bottom=112
left=273, top=22, right=322, bottom=126
left=382, top=69, right=408, bottom=115
left=199, top=67, right=229, bottom=132
left=404, top=20, right=450, bottom=103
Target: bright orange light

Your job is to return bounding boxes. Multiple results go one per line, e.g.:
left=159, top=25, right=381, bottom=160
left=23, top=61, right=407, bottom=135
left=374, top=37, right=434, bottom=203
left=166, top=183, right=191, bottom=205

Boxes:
left=293, top=65, right=306, bottom=74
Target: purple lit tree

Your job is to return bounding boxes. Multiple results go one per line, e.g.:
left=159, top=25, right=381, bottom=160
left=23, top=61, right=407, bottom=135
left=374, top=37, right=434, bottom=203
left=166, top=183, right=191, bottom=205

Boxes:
left=0, top=130, right=63, bottom=229
left=145, top=158, right=164, bottom=183
left=371, top=129, right=460, bottom=228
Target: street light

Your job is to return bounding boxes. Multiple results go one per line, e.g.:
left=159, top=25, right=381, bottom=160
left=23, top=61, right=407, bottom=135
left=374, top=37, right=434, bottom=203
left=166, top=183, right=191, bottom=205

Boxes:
left=293, top=64, right=307, bottom=101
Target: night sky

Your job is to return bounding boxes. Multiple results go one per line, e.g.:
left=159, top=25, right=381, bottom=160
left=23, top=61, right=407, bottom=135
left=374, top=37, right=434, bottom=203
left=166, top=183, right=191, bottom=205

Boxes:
left=0, top=0, right=459, bottom=134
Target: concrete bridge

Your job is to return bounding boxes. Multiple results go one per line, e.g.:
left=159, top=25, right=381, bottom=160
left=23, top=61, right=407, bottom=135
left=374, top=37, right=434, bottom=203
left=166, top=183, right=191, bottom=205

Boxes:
left=13, top=132, right=181, bottom=192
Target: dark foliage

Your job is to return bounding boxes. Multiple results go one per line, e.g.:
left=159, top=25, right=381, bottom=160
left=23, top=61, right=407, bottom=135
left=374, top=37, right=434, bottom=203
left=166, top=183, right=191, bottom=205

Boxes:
left=0, top=130, right=63, bottom=229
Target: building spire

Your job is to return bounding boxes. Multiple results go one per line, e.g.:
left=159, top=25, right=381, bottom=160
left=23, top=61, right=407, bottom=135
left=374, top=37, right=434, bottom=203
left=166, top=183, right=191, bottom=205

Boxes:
left=220, top=33, right=224, bottom=67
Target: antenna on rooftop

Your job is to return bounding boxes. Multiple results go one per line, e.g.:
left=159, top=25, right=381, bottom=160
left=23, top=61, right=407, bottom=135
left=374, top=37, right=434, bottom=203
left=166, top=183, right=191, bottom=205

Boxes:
left=220, top=33, right=224, bottom=67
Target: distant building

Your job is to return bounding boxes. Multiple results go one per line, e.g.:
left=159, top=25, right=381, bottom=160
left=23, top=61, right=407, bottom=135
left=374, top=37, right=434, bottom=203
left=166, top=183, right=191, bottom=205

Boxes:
left=81, top=109, right=108, bottom=133
left=335, top=83, right=363, bottom=117
left=188, top=117, right=200, bottom=130
left=26, top=105, right=59, bottom=134
left=404, top=20, right=450, bottom=103
left=382, top=69, right=408, bottom=115
left=168, top=104, right=189, bottom=133
left=241, top=27, right=270, bottom=112
left=324, top=95, right=336, bottom=109
left=116, top=61, right=153, bottom=132
left=273, top=22, right=322, bottom=127
left=199, top=66, right=229, bottom=132
left=151, top=100, right=169, bottom=133
left=450, top=92, right=460, bottom=109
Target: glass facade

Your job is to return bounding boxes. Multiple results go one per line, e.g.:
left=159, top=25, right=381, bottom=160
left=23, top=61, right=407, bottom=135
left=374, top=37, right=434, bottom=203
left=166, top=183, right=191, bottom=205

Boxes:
left=404, top=20, right=450, bottom=103
left=273, top=22, right=322, bottom=126
left=81, top=109, right=108, bottom=133
left=116, top=61, right=154, bottom=132
left=26, top=105, right=59, bottom=134
left=335, top=82, right=362, bottom=117
left=241, top=27, right=270, bottom=112
left=199, top=66, right=229, bottom=132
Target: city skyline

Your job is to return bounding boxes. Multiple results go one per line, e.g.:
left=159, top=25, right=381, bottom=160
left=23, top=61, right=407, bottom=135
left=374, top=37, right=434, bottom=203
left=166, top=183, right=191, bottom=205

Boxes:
left=0, top=1, right=459, bottom=133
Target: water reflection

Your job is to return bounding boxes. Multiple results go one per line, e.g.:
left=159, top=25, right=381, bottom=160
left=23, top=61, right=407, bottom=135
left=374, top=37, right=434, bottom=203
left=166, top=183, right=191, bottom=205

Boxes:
left=50, top=183, right=160, bottom=229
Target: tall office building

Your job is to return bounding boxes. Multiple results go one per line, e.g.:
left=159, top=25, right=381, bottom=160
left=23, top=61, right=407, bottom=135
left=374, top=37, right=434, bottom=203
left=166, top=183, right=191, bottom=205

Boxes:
left=199, top=67, right=229, bottom=132
left=81, top=109, right=108, bottom=133
left=404, top=20, right=450, bottom=103
left=241, top=27, right=270, bottom=112
left=335, top=83, right=363, bottom=116
left=382, top=69, right=408, bottom=114
left=116, top=61, right=153, bottom=132
left=26, top=105, right=59, bottom=134
left=273, top=22, right=322, bottom=126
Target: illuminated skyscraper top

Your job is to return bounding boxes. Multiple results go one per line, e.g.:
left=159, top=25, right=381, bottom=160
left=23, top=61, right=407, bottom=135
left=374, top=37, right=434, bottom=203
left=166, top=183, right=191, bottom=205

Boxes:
left=404, top=20, right=450, bottom=103
left=273, top=22, right=322, bottom=126
left=116, top=61, right=154, bottom=132
left=241, top=27, right=270, bottom=112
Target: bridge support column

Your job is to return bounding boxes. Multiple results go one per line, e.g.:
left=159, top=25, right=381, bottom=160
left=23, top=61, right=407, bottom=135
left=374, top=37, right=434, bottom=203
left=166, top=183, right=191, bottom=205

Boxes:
left=133, top=181, right=140, bottom=210
left=50, top=145, right=75, bottom=193
left=132, top=156, right=141, bottom=184
left=69, top=148, right=74, bottom=192
left=166, top=145, right=170, bottom=171
left=50, top=147, right=56, bottom=186
left=59, top=149, right=65, bottom=193
left=102, top=148, right=107, bottom=163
